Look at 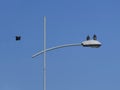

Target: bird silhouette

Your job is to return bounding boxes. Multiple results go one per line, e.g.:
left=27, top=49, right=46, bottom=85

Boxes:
left=93, top=34, right=97, bottom=40
left=16, top=36, right=21, bottom=41
left=86, top=35, right=90, bottom=40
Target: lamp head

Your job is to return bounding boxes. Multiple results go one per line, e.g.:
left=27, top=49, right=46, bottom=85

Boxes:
left=81, top=35, right=102, bottom=48
left=81, top=40, right=101, bottom=48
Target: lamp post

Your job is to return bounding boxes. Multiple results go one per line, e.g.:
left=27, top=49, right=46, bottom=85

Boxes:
left=43, top=16, right=46, bottom=90
left=32, top=16, right=102, bottom=90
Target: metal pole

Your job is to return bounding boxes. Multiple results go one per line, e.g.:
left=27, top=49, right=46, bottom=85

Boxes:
left=43, top=16, right=46, bottom=90
left=32, top=43, right=82, bottom=58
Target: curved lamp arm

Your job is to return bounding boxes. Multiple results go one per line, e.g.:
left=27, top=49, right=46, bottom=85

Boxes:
left=32, top=43, right=82, bottom=58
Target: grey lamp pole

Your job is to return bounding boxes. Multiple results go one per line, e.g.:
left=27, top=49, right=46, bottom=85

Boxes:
left=43, top=16, right=46, bottom=90
left=33, top=16, right=102, bottom=90
left=32, top=43, right=82, bottom=58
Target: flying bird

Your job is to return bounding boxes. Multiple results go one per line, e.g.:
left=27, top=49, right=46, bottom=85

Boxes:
left=16, top=36, right=21, bottom=41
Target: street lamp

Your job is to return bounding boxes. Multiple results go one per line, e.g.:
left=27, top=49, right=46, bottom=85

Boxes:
left=32, top=16, right=102, bottom=90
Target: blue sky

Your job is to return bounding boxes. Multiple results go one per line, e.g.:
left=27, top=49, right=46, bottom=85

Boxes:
left=0, top=0, right=120, bottom=90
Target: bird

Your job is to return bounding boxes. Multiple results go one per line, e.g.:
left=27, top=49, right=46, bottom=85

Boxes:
left=93, top=34, right=97, bottom=40
left=86, top=35, right=90, bottom=40
left=16, top=36, right=21, bottom=41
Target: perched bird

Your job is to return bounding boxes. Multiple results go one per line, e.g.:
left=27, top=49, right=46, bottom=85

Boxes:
left=16, top=36, right=21, bottom=41
left=86, top=35, right=90, bottom=40
left=93, top=34, right=97, bottom=40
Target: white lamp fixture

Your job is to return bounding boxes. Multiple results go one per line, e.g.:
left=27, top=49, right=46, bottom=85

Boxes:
left=81, top=35, right=102, bottom=48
